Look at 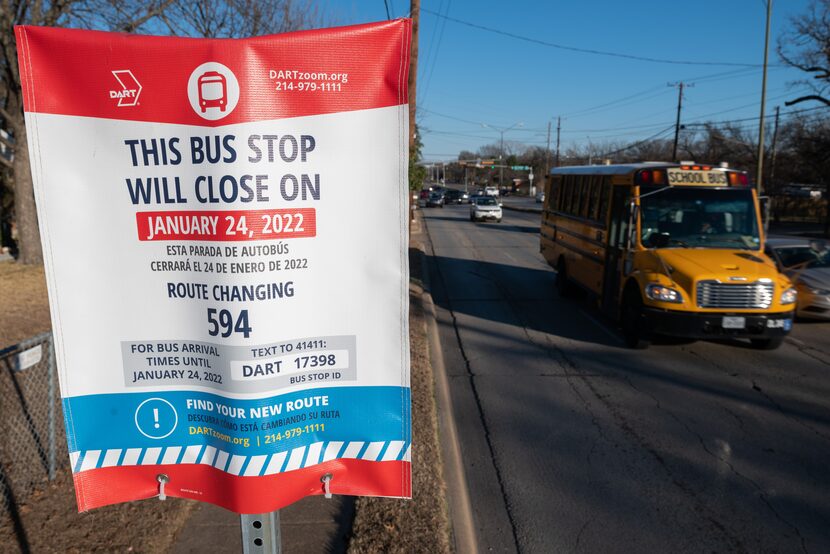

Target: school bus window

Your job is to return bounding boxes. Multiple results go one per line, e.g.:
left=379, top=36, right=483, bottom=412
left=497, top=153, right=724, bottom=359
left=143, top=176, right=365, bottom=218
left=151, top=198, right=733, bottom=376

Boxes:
left=597, top=178, right=610, bottom=226
left=562, top=176, right=574, bottom=214
left=588, top=177, right=602, bottom=221
left=583, top=176, right=594, bottom=220
left=584, top=176, right=596, bottom=220
left=579, top=176, right=591, bottom=219
left=575, top=176, right=587, bottom=217
left=556, top=179, right=562, bottom=211
left=562, top=177, right=574, bottom=214
left=551, top=178, right=561, bottom=211
left=570, top=176, right=580, bottom=216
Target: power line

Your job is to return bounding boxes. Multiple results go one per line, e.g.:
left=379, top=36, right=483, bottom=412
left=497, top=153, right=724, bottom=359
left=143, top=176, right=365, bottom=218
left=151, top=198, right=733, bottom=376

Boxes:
left=685, top=104, right=828, bottom=128
left=421, top=7, right=774, bottom=68
left=598, top=126, right=677, bottom=158
left=561, top=69, right=771, bottom=121
left=418, top=0, right=451, bottom=108
left=561, top=86, right=666, bottom=118
left=420, top=107, right=485, bottom=126
left=422, top=105, right=828, bottom=146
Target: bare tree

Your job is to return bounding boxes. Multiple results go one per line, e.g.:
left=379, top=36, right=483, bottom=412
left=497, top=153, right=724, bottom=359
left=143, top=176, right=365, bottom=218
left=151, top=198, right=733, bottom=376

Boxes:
left=161, top=0, right=324, bottom=38
left=778, top=0, right=830, bottom=107
left=2, top=1, right=77, bottom=265
left=0, top=0, right=174, bottom=264
left=0, top=0, right=323, bottom=264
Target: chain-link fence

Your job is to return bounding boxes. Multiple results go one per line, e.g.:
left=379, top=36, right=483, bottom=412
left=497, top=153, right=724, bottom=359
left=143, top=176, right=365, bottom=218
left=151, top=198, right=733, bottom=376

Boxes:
left=0, top=332, right=65, bottom=518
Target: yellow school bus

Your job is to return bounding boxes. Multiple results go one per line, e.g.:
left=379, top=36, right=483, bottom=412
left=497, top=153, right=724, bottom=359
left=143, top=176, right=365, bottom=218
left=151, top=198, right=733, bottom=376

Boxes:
left=540, top=162, right=796, bottom=349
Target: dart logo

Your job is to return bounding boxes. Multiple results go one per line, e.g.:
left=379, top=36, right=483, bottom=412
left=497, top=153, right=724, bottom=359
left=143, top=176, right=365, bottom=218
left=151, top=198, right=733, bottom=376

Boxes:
left=109, top=70, right=142, bottom=107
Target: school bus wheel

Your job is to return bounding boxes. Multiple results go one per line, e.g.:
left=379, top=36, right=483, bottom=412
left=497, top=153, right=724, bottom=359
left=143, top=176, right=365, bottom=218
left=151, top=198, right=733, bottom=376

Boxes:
left=621, top=284, right=651, bottom=349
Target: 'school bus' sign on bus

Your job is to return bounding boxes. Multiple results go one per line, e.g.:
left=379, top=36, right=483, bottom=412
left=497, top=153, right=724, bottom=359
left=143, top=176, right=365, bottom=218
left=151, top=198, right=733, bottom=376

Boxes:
left=15, top=20, right=412, bottom=514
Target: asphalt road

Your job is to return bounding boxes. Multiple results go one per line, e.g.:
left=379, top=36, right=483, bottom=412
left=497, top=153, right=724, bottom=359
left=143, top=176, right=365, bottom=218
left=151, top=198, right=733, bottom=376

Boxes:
left=421, top=203, right=830, bottom=553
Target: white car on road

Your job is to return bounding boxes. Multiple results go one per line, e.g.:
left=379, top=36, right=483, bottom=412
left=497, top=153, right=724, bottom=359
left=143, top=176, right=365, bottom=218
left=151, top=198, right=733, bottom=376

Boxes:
left=484, top=186, right=499, bottom=197
left=470, top=196, right=503, bottom=223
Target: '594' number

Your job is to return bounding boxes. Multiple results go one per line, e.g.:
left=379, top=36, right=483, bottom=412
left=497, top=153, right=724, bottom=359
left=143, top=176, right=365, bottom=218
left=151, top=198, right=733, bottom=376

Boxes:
left=207, top=308, right=252, bottom=338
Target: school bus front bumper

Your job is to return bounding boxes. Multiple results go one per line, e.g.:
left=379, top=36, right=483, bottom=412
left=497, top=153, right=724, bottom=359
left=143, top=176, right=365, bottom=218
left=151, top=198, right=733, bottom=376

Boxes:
left=641, top=308, right=794, bottom=339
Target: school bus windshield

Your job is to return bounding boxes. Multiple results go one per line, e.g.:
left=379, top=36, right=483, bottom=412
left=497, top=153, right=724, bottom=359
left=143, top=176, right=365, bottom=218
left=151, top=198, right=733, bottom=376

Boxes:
left=639, top=187, right=761, bottom=250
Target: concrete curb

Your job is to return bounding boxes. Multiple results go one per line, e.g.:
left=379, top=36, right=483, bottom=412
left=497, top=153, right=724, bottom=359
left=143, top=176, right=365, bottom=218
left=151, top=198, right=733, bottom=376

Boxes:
left=415, top=216, right=479, bottom=554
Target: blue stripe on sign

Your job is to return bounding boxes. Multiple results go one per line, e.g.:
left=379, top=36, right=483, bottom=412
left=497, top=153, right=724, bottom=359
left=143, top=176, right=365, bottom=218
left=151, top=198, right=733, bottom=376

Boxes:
left=62, top=386, right=411, bottom=458
left=275, top=451, right=288, bottom=474
left=72, top=441, right=412, bottom=475
left=376, top=442, right=391, bottom=462
left=238, top=456, right=251, bottom=476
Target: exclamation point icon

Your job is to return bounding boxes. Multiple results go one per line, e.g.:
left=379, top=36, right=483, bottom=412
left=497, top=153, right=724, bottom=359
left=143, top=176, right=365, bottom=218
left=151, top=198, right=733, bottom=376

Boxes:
left=153, top=408, right=160, bottom=429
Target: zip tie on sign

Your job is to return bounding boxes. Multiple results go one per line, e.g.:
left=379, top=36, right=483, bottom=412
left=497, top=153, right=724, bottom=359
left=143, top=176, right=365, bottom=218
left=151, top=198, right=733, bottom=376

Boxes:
left=157, top=474, right=170, bottom=501
left=321, top=473, right=333, bottom=499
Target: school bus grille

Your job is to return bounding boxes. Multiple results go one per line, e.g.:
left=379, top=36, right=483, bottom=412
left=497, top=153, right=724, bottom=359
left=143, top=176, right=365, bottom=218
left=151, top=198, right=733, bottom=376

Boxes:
left=696, top=281, right=774, bottom=309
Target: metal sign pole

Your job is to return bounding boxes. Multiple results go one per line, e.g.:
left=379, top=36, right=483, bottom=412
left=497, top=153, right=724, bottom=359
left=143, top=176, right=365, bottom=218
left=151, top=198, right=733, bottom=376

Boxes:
left=241, top=511, right=281, bottom=553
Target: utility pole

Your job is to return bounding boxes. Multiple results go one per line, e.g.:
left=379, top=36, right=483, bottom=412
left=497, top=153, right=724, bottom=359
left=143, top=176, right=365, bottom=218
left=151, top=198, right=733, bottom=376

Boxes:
left=669, top=82, right=693, bottom=161
left=499, top=130, right=505, bottom=187
left=769, top=105, right=780, bottom=194
left=408, top=0, right=419, bottom=230
left=555, top=116, right=561, bottom=167
left=544, top=120, right=551, bottom=178
left=756, top=0, right=773, bottom=194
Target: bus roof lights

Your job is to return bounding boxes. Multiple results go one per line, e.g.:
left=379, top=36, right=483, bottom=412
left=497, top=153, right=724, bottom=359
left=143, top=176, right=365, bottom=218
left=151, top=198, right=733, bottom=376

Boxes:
left=727, top=172, right=750, bottom=186
left=636, top=169, right=667, bottom=186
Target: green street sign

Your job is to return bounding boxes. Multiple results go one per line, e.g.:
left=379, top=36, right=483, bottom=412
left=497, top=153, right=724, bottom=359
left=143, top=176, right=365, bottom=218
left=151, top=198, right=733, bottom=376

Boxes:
left=511, top=165, right=531, bottom=170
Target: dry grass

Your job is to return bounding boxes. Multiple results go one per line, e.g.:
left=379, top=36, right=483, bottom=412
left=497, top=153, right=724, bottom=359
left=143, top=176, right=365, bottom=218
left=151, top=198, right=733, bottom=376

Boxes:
left=347, top=249, right=452, bottom=554
left=0, top=261, right=51, bottom=349
left=0, top=261, right=194, bottom=552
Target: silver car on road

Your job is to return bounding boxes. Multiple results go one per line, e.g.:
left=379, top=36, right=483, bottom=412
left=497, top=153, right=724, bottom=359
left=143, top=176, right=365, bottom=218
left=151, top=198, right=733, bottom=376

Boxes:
left=765, top=237, right=830, bottom=320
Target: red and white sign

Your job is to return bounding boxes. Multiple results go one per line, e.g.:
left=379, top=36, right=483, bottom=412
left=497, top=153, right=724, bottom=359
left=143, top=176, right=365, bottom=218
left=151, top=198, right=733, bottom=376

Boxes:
left=16, top=20, right=412, bottom=514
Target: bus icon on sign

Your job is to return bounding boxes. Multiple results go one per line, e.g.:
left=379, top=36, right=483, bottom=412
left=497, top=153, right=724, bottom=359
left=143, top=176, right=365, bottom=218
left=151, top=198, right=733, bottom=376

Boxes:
left=187, top=62, right=239, bottom=120
left=198, top=71, right=227, bottom=112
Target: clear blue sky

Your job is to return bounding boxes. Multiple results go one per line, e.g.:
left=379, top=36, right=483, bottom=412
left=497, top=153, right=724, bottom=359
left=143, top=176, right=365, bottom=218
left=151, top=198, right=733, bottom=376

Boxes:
left=329, top=0, right=818, bottom=162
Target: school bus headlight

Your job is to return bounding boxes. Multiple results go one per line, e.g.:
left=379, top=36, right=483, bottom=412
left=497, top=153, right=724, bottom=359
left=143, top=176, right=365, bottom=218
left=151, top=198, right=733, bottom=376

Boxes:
left=781, top=287, right=798, bottom=305
left=645, top=284, right=683, bottom=303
